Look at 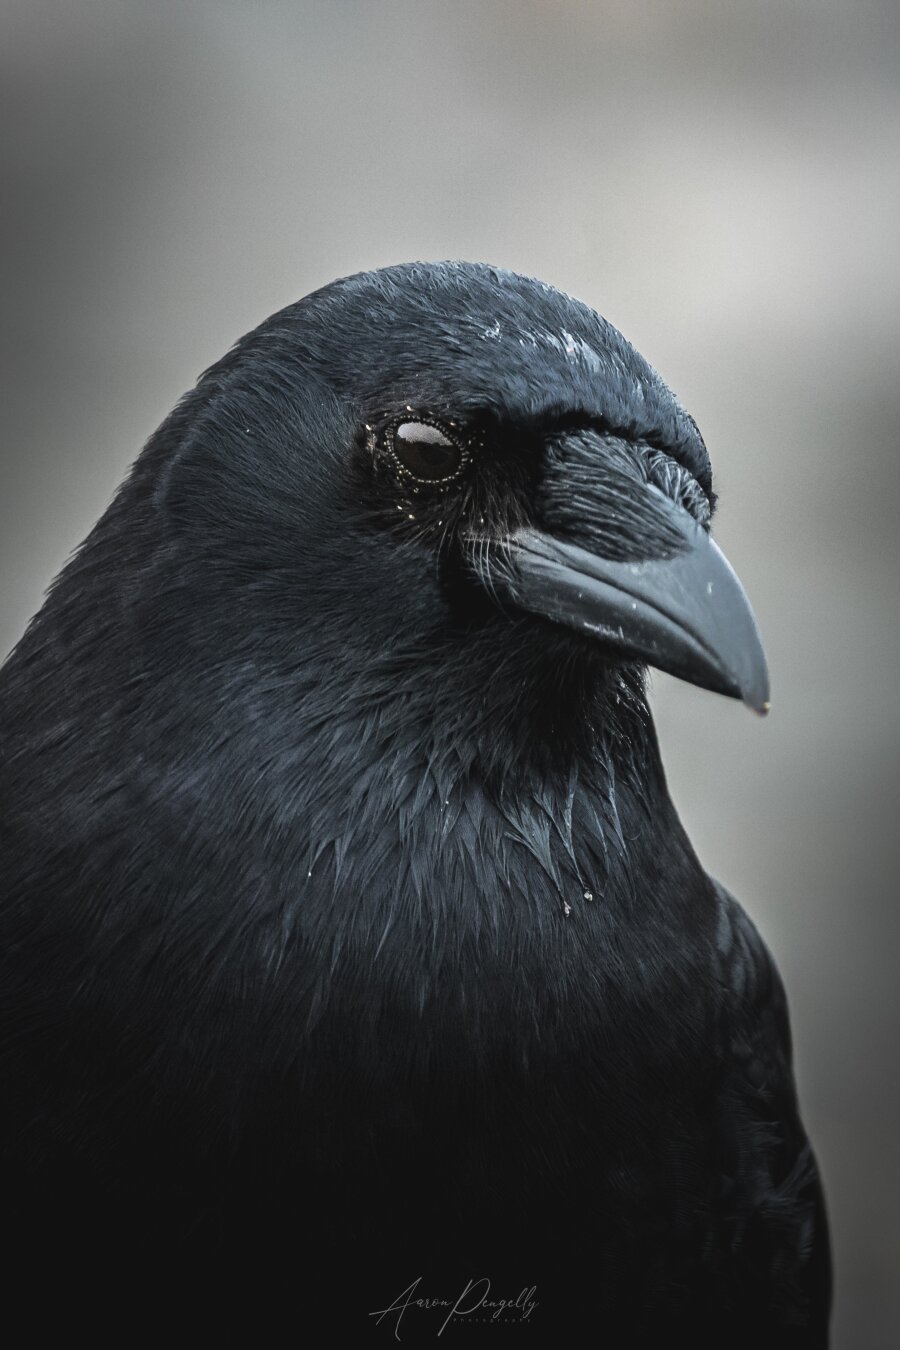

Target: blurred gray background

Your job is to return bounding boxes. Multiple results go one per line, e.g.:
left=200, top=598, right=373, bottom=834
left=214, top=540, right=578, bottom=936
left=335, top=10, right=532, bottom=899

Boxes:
left=2, top=1, right=898, bottom=1342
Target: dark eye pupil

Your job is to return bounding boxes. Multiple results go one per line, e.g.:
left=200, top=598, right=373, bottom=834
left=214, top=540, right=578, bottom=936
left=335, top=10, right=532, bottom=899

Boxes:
left=392, top=421, right=463, bottom=481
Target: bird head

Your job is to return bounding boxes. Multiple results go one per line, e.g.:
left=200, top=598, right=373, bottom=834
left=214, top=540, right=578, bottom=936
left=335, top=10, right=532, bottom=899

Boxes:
left=149, top=262, right=768, bottom=758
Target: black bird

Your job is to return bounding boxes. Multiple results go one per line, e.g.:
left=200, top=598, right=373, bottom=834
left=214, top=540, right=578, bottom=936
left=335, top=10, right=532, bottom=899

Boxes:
left=0, top=262, right=829, bottom=1345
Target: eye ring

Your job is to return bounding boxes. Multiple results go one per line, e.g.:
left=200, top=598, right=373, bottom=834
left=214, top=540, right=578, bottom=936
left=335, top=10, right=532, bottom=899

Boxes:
left=384, top=416, right=472, bottom=486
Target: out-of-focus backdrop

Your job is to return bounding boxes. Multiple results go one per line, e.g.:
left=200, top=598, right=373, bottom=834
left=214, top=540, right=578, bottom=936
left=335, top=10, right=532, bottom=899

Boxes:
left=2, top=2, right=898, bottom=1341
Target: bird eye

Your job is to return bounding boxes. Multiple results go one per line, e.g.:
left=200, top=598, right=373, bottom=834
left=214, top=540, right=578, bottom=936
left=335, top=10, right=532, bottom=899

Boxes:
left=388, top=420, right=466, bottom=484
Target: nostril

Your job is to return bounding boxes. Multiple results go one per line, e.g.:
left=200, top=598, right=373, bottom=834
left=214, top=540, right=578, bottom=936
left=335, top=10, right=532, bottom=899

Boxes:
left=642, top=448, right=712, bottom=528
left=535, top=428, right=687, bottom=563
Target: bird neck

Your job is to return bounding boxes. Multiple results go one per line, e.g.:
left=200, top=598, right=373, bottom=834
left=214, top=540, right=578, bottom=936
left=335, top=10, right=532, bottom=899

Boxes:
left=286, top=623, right=673, bottom=871
left=271, top=632, right=686, bottom=936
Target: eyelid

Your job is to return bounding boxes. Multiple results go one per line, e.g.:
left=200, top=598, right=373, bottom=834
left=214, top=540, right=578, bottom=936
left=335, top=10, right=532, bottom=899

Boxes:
left=395, top=420, right=455, bottom=448
left=383, top=415, right=473, bottom=485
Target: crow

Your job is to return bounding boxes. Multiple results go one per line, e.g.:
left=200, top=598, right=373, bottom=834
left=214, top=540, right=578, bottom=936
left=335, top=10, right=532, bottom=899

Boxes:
left=0, top=262, right=830, bottom=1345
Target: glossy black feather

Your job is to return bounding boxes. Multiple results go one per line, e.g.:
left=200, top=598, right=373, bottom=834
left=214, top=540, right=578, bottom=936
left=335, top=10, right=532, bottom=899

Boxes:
left=0, top=262, right=829, bottom=1345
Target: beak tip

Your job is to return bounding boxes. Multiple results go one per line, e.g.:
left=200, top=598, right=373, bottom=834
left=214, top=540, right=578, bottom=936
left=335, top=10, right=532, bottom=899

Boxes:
left=742, top=684, right=770, bottom=716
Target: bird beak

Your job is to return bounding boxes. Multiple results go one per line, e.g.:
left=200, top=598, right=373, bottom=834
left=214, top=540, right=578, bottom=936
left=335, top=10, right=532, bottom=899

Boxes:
left=501, top=490, right=770, bottom=713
